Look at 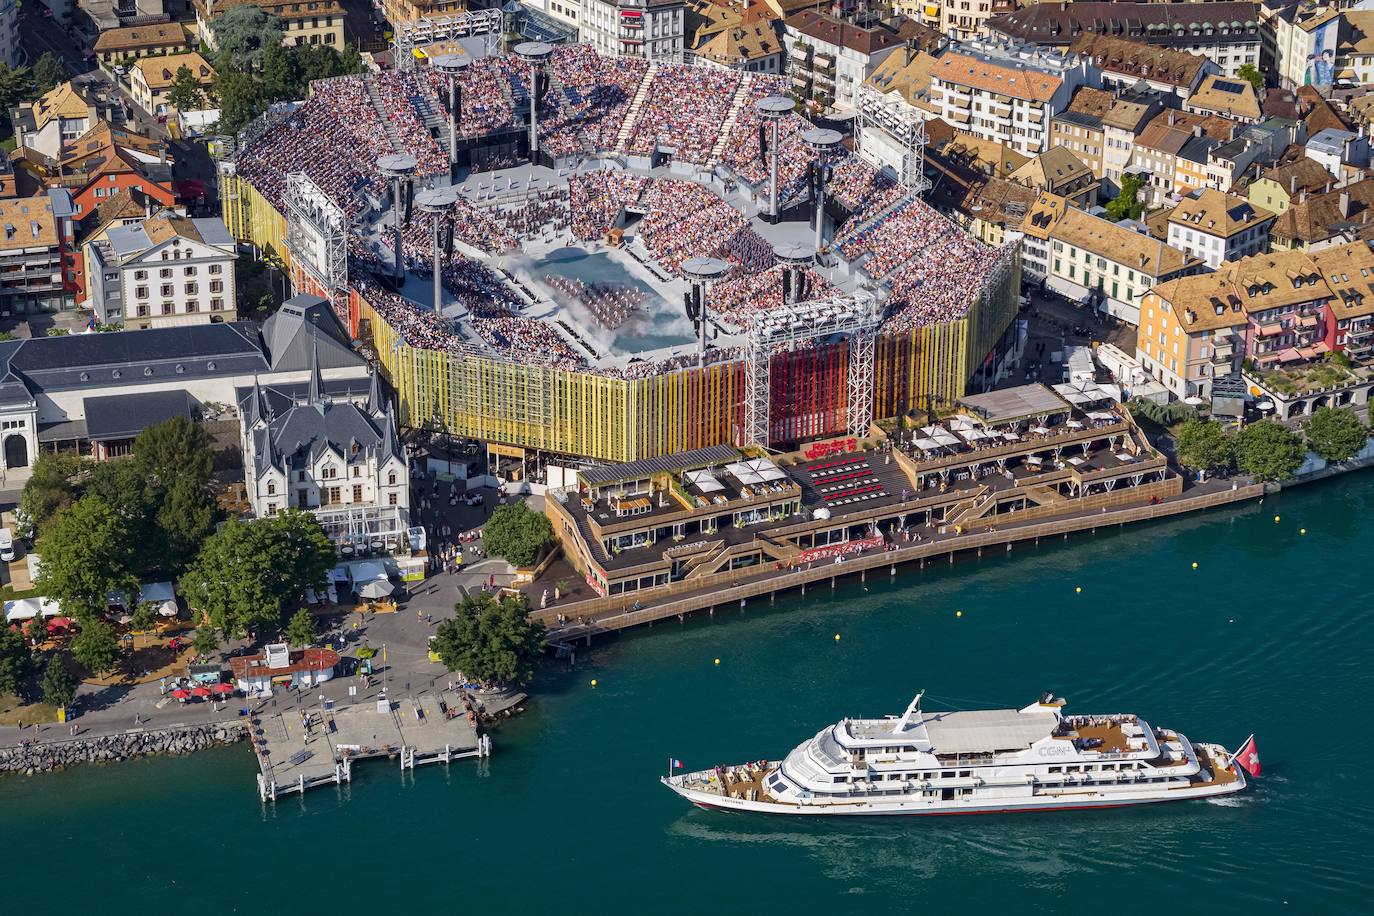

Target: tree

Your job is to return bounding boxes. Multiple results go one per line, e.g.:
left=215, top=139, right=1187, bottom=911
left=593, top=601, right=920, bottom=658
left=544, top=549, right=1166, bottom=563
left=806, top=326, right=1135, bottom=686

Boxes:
left=36, top=495, right=140, bottom=620
left=431, top=593, right=545, bottom=687
left=133, top=416, right=213, bottom=492
left=1106, top=173, right=1145, bottom=222
left=482, top=502, right=554, bottom=568
left=1175, top=418, right=1235, bottom=475
left=339, top=44, right=364, bottom=77
left=209, top=4, right=285, bottom=72
left=192, top=626, right=219, bottom=657
left=41, top=659, right=78, bottom=711
left=32, top=53, right=66, bottom=95
left=18, top=451, right=87, bottom=540
left=0, top=63, right=32, bottom=134
left=131, top=601, right=161, bottom=632
left=213, top=69, right=266, bottom=135
left=165, top=65, right=206, bottom=113
left=284, top=608, right=316, bottom=648
left=1237, top=63, right=1265, bottom=92
left=1304, top=406, right=1368, bottom=463
left=261, top=41, right=302, bottom=102
left=180, top=512, right=335, bottom=638
left=70, top=619, right=119, bottom=676
left=0, top=627, right=34, bottom=698
left=1236, top=420, right=1306, bottom=481
left=156, top=476, right=216, bottom=574
left=24, top=615, right=48, bottom=648
left=85, top=459, right=160, bottom=575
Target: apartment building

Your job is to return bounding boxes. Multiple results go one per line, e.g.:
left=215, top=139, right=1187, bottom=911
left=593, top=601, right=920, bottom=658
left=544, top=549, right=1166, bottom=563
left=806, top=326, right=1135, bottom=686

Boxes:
left=1245, top=156, right=1335, bottom=216
left=54, top=122, right=178, bottom=219
left=0, top=191, right=80, bottom=315
left=784, top=11, right=936, bottom=110
left=581, top=0, right=685, bottom=60
left=9, top=82, right=101, bottom=161
left=1067, top=34, right=1216, bottom=101
left=1049, top=87, right=1111, bottom=178
left=1137, top=242, right=1374, bottom=398
left=1165, top=189, right=1275, bottom=268
left=988, top=2, right=1265, bottom=79
left=1267, top=178, right=1374, bottom=251
left=928, top=38, right=1091, bottom=156
left=1184, top=73, right=1264, bottom=124
left=196, top=0, right=345, bottom=50
left=1020, top=192, right=1202, bottom=325
left=1100, top=88, right=1171, bottom=191
left=84, top=214, right=238, bottom=329
left=92, top=22, right=195, bottom=66
left=130, top=52, right=215, bottom=117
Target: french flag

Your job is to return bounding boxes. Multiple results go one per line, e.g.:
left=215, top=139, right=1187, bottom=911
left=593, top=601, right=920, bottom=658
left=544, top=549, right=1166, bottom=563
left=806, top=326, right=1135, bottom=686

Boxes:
left=669, top=758, right=683, bottom=770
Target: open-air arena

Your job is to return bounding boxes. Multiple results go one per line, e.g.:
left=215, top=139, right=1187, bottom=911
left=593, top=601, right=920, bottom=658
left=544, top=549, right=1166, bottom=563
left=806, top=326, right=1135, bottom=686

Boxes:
left=219, top=39, right=1021, bottom=465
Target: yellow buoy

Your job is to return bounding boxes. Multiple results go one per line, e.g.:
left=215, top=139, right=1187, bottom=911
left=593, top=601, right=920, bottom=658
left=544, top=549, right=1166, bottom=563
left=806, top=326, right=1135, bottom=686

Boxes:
left=1075, top=586, right=1082, bottom=594
left=590, top=679, right=598, bottom=687
left=1274, top=515, right=1281, bottom=523
left=956, top=610, right=962, bottom=618
left=1191, top=562, right=1198, bottom=569
left=1300, top=528, right=1307, bottom=535
left=714, top=658, right=720, bottom=666
left=834, top=633, right=841, bottom=641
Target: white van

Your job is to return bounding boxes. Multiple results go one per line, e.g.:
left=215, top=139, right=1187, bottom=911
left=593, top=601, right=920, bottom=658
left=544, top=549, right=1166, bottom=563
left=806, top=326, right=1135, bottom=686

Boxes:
left=0, top=528, right=14, bottom=562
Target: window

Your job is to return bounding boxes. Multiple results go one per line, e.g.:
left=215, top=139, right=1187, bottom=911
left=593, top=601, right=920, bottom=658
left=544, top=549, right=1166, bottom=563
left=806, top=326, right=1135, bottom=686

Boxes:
left=184, top=282, right=198, bottom=295
left=210, top=280, right=223, bottom=293
left=209, top=264, right=223, bottom=275
left=135, top=286, right=148, bottom=299
left=388, top=472, right=397, bottom=485
left=161, top=303, right=174, bottom=316
left=159, top=268, right=172, bottom=279
left=183, top=266, right=197, bottom=277
left=186, top=300, right=199, bottom=313
left=211, top=298, right=224, bottom=310
left=134, top=270, right=147, bottom=280
left=160, top=284, right=173, bottom=296
left=352, top=485, right=363, bottom=502
left=267, top=503, right=278, bottom=516
left=267, top=482, right=277, bottom=495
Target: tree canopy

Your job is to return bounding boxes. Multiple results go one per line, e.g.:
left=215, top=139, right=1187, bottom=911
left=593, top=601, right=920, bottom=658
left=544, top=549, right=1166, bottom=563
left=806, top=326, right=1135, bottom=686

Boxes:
left=284, top=608, right=317, bottom=648
left=133, top=415, right=214, bottom=492
left=180, top=512, right=335, bottom=638
left=1235, top=420, right=1306, bottom=481
left=210, top=31, right=362, bottom=134
left=1175, top=418, right=1235, bottom=474
left=0, top=627, right=35, bottom=699
left=483, top=502, right=554, bottom=568
left=165, top=65, right=207, bottom=113
left=210, top=4, right=285, bottom=71
left=35, top=495, right=141, bottom=620
left=19, top=451, right=88, bottom=541
left=41, top=658, right=79, bottom=710
left=1106, top=173, right=1145, bottom=222
left=1304, top=406, right=1367, bottom=463
left=431, top=593, right=545, bottom=687
left=70, top=619, right=119, bottom=676
left=32, top=53, right=66, bottom=96
left=1237, top=64, right=1265, bottom=91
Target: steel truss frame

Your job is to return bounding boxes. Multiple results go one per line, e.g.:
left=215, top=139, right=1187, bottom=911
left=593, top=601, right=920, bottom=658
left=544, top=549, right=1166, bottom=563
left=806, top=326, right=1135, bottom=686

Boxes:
left=743, top=292, right=883, bottom=449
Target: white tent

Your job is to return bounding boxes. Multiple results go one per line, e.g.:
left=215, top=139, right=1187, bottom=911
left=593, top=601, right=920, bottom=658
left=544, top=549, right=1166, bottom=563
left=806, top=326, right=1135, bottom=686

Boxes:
left=911, top=436, right=941, bottom=450
left=140, top=581, right=179, bottom=617
left=4, top=597, right=62, bottom=623
left=725, top=462, right=764, bottom=485
left=932, top=429, right=961, bottom=446
left=684, top=469, right=724, bottom=492
left=740, top=457, right=788, bottom=482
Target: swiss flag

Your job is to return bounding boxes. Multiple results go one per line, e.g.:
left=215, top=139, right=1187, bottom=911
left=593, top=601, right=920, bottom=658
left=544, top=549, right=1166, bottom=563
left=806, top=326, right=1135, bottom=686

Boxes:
left=1233, top=735, right=1261, bottom=777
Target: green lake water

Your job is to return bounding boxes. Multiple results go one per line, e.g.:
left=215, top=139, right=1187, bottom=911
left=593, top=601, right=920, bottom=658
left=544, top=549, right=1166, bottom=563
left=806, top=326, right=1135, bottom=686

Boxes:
left=3, top=476, right=1371, bottom=914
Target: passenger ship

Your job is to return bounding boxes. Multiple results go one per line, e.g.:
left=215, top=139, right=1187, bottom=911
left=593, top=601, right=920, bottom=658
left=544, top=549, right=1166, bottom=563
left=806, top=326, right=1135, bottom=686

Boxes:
left=662, top=693, right=1252, bottom=816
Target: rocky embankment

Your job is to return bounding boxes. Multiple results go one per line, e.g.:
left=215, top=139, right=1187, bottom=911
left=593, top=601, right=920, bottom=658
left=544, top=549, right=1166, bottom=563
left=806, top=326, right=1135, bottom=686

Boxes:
left=0, top=723, right=248, bottom=775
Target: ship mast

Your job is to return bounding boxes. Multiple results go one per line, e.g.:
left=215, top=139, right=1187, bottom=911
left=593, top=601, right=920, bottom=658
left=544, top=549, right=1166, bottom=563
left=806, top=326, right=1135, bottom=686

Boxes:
left=891, top=690, right=925, bottom=734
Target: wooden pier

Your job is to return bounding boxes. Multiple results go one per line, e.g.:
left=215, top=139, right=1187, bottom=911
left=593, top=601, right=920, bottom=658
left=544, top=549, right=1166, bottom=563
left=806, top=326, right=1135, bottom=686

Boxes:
left=537, top=483, right=1265, bottom=640
left=251, top=688, right=492, bottom=802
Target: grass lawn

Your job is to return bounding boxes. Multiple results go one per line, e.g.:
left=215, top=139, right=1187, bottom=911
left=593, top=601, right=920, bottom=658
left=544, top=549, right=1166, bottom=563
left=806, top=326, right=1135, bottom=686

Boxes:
left=0, top=692, right=58, bottom=727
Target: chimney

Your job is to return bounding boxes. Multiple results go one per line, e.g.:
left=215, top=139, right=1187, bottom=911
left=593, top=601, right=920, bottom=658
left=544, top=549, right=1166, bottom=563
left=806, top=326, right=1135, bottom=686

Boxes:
left=1193, top=124, right=1201, bottom=138
left=1290, top=174, right=1297, bottom=195
left=1341, top=190, right=1352, bottom=218
left=1168, top=111, right=1176, bottom=125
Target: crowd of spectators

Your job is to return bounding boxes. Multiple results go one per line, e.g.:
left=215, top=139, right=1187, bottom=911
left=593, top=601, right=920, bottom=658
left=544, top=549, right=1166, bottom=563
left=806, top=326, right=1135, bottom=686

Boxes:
left=709, top=264, right=839, bottom=327
left=626, top=65, right=741, bottom=162
left=543, top=47, right=648, bottom=157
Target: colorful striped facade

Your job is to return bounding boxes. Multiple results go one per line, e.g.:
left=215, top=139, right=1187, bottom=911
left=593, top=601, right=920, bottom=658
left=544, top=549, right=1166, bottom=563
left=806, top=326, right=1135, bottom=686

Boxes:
left=222, top=173, right=1019, bottom=463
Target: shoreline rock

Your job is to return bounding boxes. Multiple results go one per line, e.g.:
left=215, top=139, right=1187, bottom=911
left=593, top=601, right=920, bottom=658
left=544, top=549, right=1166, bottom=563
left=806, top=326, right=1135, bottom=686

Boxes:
left=0, top=723, right=249, bottom=776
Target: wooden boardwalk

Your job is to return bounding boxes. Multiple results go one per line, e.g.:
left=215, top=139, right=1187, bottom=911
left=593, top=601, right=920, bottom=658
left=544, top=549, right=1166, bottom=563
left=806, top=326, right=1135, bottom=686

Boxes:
left=251, top=688, right=492, bottom=801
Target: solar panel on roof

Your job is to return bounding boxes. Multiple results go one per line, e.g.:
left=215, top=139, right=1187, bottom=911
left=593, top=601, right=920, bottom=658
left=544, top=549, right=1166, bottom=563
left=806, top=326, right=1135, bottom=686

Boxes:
left=1212, top=79, right=1246, bottom=95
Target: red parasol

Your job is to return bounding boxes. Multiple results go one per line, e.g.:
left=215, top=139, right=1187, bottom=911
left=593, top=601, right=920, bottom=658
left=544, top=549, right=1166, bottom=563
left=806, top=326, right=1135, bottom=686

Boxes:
left=212, top=682, right=234, bottom=694
left=171, top=688, right=190, bottom=699
left=190, top=686, right=212, bottom=698
left=47, top=617, right=74, bottom=631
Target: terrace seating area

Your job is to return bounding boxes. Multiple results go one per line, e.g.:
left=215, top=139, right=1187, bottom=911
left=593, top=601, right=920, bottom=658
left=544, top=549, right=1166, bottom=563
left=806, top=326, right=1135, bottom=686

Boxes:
left=806, top=455, right=888, bottom=506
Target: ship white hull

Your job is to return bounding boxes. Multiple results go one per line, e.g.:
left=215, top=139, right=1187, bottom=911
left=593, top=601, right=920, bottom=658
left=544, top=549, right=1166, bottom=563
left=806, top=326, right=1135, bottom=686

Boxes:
left=663, top=770, right=1247, bottom=817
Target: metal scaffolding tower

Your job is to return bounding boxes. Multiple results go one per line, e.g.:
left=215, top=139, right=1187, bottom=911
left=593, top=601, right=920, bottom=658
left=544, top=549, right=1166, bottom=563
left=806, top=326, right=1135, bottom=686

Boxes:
left=413, top=185, right=460, bottom=315
left=754, top=95, right=794, bottom=220
left=742, top=291, right=883, bottom=449
left=283, top=172, right=348, bottom=317
left=856, top=84, right=931, bottom=194
left=393, top=10, right=503, bottom=70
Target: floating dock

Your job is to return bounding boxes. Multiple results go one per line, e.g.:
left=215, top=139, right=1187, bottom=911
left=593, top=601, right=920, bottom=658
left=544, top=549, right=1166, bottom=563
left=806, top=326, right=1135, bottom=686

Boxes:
left=251, top=688, right=492, bottom=801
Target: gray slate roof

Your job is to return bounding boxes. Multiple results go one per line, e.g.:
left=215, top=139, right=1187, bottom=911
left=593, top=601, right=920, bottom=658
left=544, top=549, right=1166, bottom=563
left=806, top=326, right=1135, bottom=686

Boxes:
left=84, top=389, right=198, bottom=441
left=261, top=295, right=364, bottom=373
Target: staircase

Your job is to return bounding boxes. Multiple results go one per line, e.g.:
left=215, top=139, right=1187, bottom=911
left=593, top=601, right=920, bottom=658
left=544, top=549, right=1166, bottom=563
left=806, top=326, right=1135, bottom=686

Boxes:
left=364, top=77, right=404, bottom=154
left=412, top=88, right=451, bottom=159
left=943, top=486, right=992, bottom=529
left=707, top=76, right=752, bottom=166
left=615, top=65, right=659, bottom=154
left=546, top=71, right=597, bottom=156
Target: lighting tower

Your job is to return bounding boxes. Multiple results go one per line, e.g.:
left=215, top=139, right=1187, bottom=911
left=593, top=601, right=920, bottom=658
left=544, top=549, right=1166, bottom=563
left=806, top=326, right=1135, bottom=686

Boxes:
left=414, top=186, right=461, bottom=315
left=431, top=54, right=470, bottom=173
left=754, top=95, right=795, bottom=222
left=376, top=153, right=419, bottom=281
left=680, top=256, right=731, bottom=365
left=513, top=41, right=554, bottom=160
left=801, top=127, right=843, bottom=255
left=771, top=242, right=816, bottom=306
